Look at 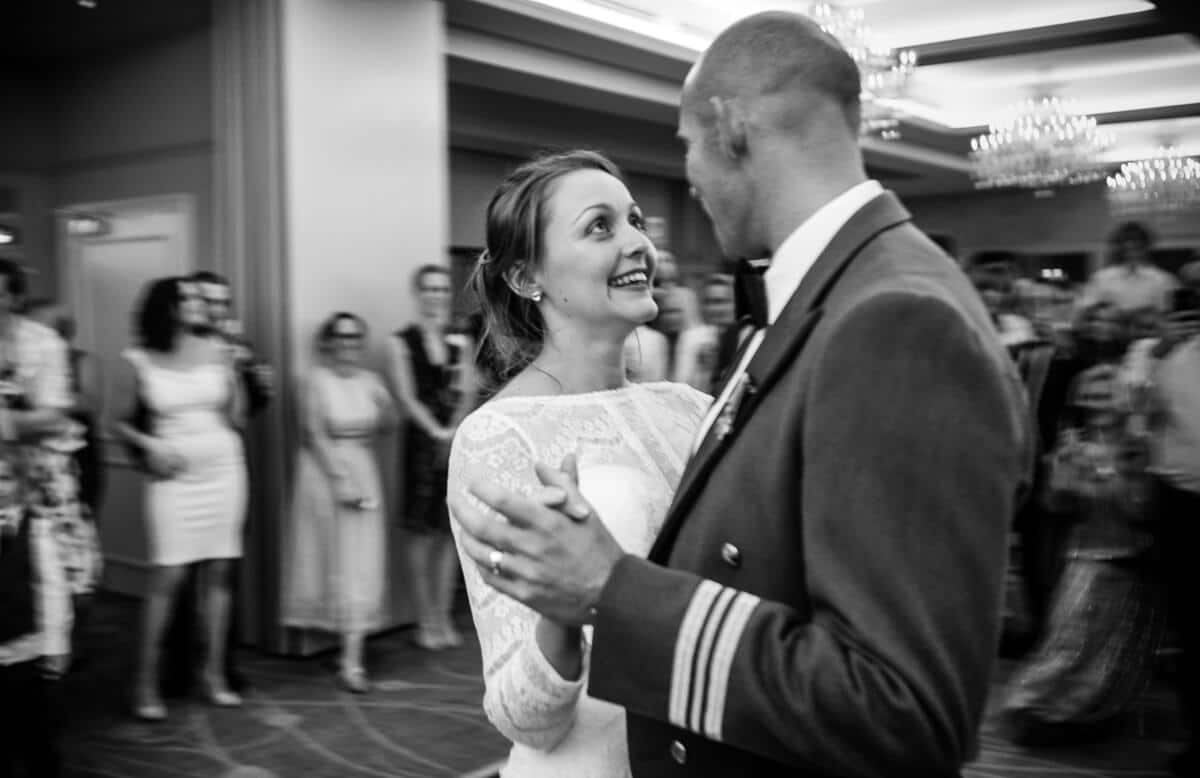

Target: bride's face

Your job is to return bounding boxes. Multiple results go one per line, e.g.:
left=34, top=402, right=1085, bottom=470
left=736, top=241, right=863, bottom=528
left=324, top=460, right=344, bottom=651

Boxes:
left=530, top=169, right=659, bottom=340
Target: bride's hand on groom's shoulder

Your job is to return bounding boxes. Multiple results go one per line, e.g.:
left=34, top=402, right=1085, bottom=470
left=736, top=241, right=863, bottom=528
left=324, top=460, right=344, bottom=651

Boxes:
left=450, top=454, right=624, bottom=626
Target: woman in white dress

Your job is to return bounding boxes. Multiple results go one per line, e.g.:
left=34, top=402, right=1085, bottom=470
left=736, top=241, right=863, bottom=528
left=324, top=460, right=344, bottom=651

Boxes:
left=283, top=312, right=397, bottom=692
left=448, top=150, right=709, bottom=777
left=116, top=277, right=248, bottom=720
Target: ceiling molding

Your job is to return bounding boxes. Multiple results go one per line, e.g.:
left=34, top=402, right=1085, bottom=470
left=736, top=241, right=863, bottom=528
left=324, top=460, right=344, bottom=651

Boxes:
left=910, top=11, right=1172, bottom=65
left=1094, top=101, right=1200, bottom=124
left=445, top=0, right=692, bottom=81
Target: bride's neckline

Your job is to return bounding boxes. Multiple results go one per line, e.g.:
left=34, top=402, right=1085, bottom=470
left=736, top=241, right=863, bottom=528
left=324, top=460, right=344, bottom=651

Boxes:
left=487, top=380, right=674, bottom=405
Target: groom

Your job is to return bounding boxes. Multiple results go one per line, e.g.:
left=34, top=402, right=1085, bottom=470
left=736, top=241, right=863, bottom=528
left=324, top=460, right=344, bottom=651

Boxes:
left=451, top=10, right=1030, bottom=777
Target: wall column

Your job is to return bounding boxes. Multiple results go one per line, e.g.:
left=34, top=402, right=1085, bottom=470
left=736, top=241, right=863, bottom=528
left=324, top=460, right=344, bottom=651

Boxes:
left=213, top=0, right=448, bottom=653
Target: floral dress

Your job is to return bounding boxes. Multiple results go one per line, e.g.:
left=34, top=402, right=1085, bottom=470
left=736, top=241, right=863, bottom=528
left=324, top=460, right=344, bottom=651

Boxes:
left=1, top=317, right=100, bottom=595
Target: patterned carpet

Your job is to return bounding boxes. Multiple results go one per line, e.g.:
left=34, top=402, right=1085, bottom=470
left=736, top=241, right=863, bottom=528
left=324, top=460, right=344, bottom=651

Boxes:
left=58, top=594, right=1186, bottom=778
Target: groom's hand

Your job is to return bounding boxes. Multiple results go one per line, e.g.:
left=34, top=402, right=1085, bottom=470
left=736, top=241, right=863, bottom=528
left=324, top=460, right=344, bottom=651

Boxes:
left=450, top=455, right=624, bottom=625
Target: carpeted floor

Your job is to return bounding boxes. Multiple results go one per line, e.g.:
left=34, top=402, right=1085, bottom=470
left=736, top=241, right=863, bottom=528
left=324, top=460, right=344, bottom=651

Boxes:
left=57, top=594, right=1186, bottom=777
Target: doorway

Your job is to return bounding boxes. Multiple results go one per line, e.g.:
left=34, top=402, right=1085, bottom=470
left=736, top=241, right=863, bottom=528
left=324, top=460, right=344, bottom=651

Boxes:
left=56, top=194, right=195, bottom=593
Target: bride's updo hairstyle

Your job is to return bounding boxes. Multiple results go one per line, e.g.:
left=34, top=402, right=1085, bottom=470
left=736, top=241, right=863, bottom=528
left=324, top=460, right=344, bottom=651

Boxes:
left=470, top=149, right=625, bottom=386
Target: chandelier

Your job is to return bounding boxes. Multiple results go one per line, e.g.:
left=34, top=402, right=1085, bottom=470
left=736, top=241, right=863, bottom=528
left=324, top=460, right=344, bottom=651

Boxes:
left=810, top=3, right=917, bottom=140
left=1106, top=146, right=1200, bottom=215
left=969, top=94, right=1113, bottom=189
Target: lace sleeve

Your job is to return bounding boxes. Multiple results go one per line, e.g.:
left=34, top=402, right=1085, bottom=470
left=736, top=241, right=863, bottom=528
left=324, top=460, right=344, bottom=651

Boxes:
left=448, top=409, right=589, bottom=751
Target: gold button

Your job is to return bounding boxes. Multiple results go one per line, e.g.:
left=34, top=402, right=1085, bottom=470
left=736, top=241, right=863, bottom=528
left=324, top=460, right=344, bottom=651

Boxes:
left=669, top=739, right=687, bottom=765
left=721, top=542, right=741, bottom=568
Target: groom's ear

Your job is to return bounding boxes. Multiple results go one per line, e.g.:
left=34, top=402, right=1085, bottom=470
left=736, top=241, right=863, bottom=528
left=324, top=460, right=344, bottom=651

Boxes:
left=710, top=96, right=748, bottom=160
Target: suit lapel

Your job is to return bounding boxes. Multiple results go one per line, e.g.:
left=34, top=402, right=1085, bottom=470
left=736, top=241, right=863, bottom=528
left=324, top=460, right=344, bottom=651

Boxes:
left=650, top=192, right=914, bottom=560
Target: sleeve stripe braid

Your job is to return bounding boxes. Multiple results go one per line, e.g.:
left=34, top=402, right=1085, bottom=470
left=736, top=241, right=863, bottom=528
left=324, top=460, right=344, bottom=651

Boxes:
left=669, top=580, right=721, bottom=728
left=688, top=587, right=737, bottom=732
left=703, top=591, right=761, bottom=741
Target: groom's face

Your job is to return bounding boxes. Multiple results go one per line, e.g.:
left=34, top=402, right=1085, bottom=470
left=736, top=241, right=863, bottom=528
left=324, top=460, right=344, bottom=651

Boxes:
left=678, top=96, right=752, bottom=260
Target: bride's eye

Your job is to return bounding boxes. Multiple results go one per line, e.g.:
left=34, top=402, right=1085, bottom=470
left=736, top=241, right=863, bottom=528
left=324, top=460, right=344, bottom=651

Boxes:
left=587, top=217, right=611, bottom=236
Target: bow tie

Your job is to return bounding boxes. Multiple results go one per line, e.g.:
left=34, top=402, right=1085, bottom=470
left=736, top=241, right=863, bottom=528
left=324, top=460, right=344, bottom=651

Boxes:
left=735, top=258, right=770, bottom=329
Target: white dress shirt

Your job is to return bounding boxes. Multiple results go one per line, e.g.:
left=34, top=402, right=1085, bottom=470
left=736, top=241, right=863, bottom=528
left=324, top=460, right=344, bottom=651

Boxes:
left=693, top=181, right=885, bottom=451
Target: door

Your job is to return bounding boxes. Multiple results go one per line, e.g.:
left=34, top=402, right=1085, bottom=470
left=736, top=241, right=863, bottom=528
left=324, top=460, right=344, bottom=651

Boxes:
left=56, top=195, right=194, bottom=593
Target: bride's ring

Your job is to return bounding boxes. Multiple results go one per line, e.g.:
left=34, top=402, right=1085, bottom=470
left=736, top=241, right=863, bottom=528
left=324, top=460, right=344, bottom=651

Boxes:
left=488, top=548, right=505, bottom=577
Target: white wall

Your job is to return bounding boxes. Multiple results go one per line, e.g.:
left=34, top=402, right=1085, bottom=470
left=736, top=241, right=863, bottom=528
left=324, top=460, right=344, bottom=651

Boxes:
left=282, top=0, right=448, bottom=374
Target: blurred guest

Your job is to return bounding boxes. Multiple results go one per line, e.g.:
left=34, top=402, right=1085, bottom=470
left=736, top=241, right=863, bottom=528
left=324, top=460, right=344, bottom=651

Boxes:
left=388, top=264, right=475, bottom=650
left=969, top=253, right=1036, bottom=348
left=115, top=277, right=247, bottom=720
left=283, top=313, right=397, bottom=693
left=161, top=271, right=270, bottom=697
left=1004, top=366, right=1163, bottom=745
left=0, top=263, right=99, bottom=669
left=0, top=450, right=71, bottom=778
left=623, top=324, right=670, bottom=382
left=24, top=299, right=104, bottom=521
left=1143, top=260, right=1200, bottom=776
left=1079, top=222, right=1178, bottom=313
left=673, top=273, right=734, bottom=392
left=649, top=249, right=679, bottom=313
left=24, top=298, right=105, bottom=670
left=1073, top=300, right=1130, bottom=367
left=190, top=271, right=274, bottom=414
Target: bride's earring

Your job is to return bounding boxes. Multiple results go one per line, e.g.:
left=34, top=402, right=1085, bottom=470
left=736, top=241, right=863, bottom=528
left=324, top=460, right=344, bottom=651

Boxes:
left=529, top=289, right=543, bottom=302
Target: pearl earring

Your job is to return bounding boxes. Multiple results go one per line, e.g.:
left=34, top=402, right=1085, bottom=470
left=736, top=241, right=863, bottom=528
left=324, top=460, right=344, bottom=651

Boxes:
left=530, top=290, right=543, bottom=302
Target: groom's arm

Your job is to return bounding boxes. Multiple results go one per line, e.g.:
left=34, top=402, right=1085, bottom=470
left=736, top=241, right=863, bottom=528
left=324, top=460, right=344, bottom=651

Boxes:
left=589, top=292, right=1028, bottom=775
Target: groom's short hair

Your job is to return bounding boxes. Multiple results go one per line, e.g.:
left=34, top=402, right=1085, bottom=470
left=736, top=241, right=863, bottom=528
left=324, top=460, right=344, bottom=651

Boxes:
left=684, top=11, right=861, bottom=134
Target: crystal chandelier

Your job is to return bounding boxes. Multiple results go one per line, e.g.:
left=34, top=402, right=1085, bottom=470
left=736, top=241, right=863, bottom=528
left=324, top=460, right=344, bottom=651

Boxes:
left=969, top=93, right=1113, bottom=189
left=1106, top=146, right=1200, bottom=215
left=809, top=3, right=917, bottom=140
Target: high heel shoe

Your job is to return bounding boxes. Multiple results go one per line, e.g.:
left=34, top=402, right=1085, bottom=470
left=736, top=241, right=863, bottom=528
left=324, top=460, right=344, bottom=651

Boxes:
left=440, top=623, right=464, bottom=649
left=200, top=676, right=243, bottom=708
left=132, top=689, right=167, bottom=722
left=338, top=667, right=370, bottom=694
left=411, top=625, right=445, bottom=651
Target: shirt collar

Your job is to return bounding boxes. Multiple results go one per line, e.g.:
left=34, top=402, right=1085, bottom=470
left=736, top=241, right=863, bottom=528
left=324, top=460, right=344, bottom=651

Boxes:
left=763, top=180, right=884, bottom=323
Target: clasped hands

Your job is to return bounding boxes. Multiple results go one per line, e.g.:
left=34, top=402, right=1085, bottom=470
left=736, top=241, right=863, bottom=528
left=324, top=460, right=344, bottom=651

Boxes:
left=450, top=454, right=625, bottom=626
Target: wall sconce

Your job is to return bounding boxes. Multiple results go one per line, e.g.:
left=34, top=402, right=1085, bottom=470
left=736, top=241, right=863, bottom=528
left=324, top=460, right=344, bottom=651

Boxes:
left=0, top=225, right=19, bottom=246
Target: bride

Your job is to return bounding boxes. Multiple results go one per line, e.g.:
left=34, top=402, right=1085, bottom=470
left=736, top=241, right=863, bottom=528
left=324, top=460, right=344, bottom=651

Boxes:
left=447, top=150, right=709, bottom=777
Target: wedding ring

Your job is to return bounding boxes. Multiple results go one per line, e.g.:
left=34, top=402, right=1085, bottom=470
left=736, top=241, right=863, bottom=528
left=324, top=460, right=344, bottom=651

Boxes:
left=488, top=548, right=505, bottom=577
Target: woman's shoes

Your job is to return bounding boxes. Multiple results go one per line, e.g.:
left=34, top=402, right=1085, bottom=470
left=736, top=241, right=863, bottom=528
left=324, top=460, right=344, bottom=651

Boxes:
left=200, top=675, right=244, bottom=708
left=410, top=621, right=465, bottom=651
left=339, top=667, right=370, bottom=694
left=132, top=688, right=168, bottom=722
left=411, top=625, right=445, bottom=651
left=440, top=624, right=464, bottom=649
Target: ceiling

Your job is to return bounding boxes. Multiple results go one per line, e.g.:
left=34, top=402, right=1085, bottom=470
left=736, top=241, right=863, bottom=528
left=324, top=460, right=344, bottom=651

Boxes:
left=7, top=0, right=1198, bottom=195
left=448, top=0, right=1200, bottom=192
left=5, top=0, right=209, bottom=65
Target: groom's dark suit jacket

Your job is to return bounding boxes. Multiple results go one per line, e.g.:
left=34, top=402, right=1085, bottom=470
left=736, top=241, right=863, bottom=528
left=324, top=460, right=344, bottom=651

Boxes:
left=589, top=192, right=1031, bottom=777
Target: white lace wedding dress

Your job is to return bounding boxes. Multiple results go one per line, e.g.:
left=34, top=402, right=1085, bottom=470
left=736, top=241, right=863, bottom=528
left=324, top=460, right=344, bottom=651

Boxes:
left=448, top=382, right=710, bottom=778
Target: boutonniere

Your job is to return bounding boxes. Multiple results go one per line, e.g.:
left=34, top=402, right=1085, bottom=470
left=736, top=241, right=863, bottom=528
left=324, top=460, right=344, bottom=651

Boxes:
left=713, top=372, right=756, bottom=442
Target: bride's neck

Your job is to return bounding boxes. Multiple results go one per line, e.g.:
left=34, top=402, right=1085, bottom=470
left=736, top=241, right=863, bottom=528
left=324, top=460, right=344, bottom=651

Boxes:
left=532, top=336, right=627, bottom=394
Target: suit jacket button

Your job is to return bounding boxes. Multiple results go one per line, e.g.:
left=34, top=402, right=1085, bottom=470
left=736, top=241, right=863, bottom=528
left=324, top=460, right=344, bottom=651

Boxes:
left=721, top=542, right=741, bottom=568
left=669, top=740, right=687, bottom=765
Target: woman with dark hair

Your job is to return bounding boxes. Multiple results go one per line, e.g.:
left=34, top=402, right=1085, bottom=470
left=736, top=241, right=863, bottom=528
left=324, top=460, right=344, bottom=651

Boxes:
left=388, top=264, right=476, bottom=650
left=114, top=276, right=248, bottom=720
left=446, top=150, right=709, bottom=776
left=283, top=312, right=396, bottom=692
